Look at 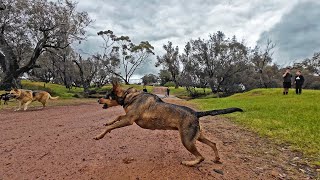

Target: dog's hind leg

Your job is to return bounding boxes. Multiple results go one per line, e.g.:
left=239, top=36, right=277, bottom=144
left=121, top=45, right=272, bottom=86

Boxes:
left=94, top=115, right=134, bottom=140
left=180, top=126, right=204, bottom=166
left=41, top=100, right=47, bottom=108
left=197, top=132, right=221, bottom=163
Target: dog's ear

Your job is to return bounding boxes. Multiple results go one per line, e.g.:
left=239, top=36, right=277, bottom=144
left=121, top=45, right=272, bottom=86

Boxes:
left=112, top=81, right=121, bottom=90
left=112, top=81, right=118, bottom=89
left=112, top=81, right=123, bottom=97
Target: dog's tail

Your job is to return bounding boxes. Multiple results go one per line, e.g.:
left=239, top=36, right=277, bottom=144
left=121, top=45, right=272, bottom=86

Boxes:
left=196, top=107, right=243, bottom=118
left=49, top=94, right=59, bottom=100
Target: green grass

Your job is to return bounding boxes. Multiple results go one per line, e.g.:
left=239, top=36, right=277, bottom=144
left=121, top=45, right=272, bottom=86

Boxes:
left=169, top=87, right=212, bottom=98
left=192, top=88, right=320, bottom=164
left=21, top=80, right=84, bottom=99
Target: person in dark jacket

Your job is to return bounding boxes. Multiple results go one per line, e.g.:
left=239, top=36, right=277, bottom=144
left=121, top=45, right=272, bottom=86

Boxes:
left=294, top=70, right=305, bottom=95
left=142, top=86, right=148, bottom=93
left=166, top=87, right=170, bottom=97
left=282, top=68, right=292, bottom=95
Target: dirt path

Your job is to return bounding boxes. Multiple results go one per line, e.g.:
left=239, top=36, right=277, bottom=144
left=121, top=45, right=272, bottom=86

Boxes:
left=0, top=98, right=316, bottom=179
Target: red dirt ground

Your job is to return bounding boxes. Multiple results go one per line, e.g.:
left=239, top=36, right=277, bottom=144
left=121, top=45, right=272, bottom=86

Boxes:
left=0, top=98, right=317, bottom=179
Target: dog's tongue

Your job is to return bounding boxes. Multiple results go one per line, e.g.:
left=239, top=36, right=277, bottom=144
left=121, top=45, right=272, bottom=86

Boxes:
left=102, top=104, right=108, bottom=109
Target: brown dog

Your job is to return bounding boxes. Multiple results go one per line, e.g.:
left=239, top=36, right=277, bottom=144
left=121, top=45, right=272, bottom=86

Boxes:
left=9, top=89, right=59, bottom=111
left=95, top=82, right=243, bottom=166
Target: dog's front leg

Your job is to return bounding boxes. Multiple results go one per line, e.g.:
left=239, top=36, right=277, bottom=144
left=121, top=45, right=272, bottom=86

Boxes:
left=23, top=101, right=32, bottom=111
left=14, top=101, right=22, bottom=111
left=94, top=115, right=134, bottom=140
left=103, top=118, right=120, bottom=126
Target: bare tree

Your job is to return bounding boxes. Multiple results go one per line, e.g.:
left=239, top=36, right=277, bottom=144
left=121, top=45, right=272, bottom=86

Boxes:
left=251, top=39, right=275, bottom=88
left=73, top=55, right=98, bottom=97
left=0, top=0, right=91, bottom=89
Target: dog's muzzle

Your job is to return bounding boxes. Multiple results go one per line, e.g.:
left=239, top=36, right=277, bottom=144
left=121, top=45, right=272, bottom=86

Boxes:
left=102, top=104, right=108, bottom=109
left=98, top=98, right=104, bottom=104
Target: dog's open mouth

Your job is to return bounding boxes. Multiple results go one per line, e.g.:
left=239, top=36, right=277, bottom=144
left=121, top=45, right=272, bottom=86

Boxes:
left=102, top=104, right=108, bottom=109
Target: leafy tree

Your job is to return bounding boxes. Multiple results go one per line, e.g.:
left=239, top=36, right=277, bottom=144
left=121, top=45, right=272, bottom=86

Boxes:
left=302, top=52, right=320, bottom=76
left=156, top=41, right=180, bottom=88
left=141, top=74, right=158, bottom=85
left=187, top=32, right=249, bottom=95
left=95, top=30, right=154, bottom=85
left=158, top=69, right=172, bottom=86
left=0, top=0, right=91, bottom=89
left=179, top=42, right=207, bottom=96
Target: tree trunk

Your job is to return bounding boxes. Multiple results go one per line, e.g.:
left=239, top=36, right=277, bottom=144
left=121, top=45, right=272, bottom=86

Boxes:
left=0, top=72, right=21, bottom=90
left=83, top=82, right=90, bottom=98
left=173, top=79, right=179, bottom=89
left=0, top=34, right=21, bottom=90
left=0, top=33, right=46, bottom=90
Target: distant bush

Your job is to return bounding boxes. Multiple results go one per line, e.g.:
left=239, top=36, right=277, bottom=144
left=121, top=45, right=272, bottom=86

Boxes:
left=164, top=81, right=176, bottom=87
left=309, top=82, right=320, bottom=90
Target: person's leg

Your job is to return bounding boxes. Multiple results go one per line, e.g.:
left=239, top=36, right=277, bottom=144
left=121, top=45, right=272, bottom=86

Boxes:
left=299, top=85, right=302, bottom=94
left=296, top=86, right=299, bottom=94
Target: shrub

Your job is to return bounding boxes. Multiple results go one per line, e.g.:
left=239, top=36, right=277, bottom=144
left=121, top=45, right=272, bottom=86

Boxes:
left=164, top=81, right=176, bottom=87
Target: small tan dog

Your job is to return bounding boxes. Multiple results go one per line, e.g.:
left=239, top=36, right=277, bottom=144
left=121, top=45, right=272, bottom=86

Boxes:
left=9, top=89, right=59, bottom=111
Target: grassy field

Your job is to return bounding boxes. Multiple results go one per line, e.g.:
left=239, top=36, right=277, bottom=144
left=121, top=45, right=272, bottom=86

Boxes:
left=168, top=87, right=212, bottom=98
left=21, top=81, right=84, bottom=98
left=192, top=88, right=320, bottom=165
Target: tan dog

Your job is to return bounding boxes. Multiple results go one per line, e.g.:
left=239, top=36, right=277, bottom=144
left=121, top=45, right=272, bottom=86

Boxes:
left=9, top=89, right=58, bottom=111
left=95, top=82, right=243, bottom=166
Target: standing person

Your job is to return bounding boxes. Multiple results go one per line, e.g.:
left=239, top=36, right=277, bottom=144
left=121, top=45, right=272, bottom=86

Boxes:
left=282, top=68, right=292, bottom=95
left=294, top=70, right=305, bottom=95
left=166, top=87, right=170, bottom=97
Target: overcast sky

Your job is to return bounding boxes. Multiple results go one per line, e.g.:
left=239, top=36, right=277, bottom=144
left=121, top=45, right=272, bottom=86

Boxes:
left=74, top=0, right=320, bottom=79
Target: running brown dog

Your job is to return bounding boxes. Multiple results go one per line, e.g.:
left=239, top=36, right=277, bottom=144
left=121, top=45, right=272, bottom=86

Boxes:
left=95, top=82, right=243, bottom=166
left=9, top=89, right=59, bottom=111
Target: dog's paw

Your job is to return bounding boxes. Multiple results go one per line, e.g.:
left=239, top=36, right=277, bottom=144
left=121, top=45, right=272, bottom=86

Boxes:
left=94, top=135, right=103, bottom=140
left=14, top=109, right=20, bottom=112
left=103, top=122, right=113, bottom=126
left=213, top=158, right=222, bottom=164
left=181, top=161, right=196, bottom=167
